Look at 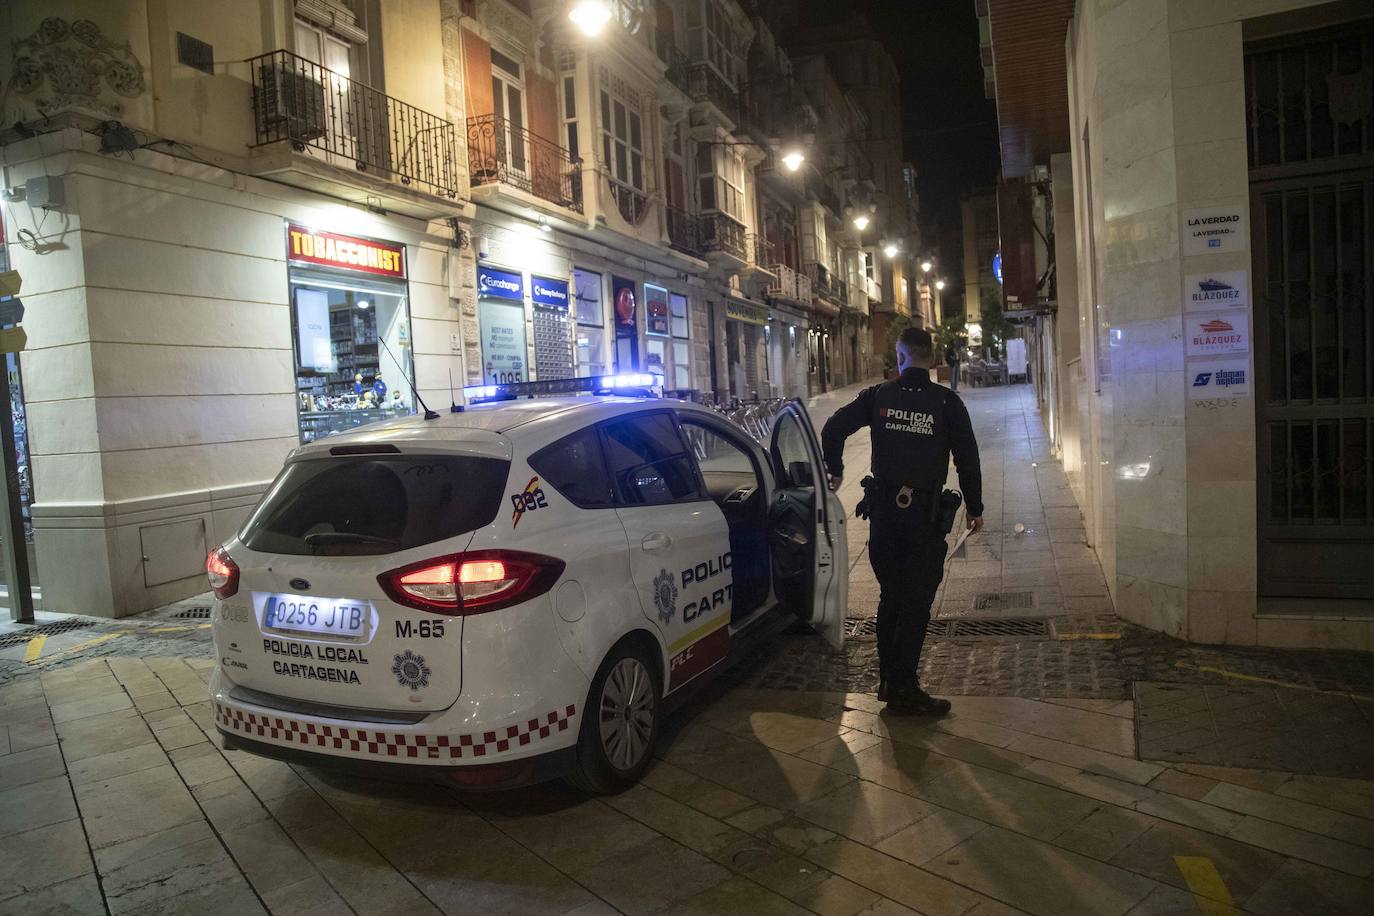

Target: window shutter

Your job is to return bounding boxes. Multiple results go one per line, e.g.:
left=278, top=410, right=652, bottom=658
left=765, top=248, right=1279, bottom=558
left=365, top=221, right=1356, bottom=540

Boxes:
left=462, top=28, right=493, bottom=119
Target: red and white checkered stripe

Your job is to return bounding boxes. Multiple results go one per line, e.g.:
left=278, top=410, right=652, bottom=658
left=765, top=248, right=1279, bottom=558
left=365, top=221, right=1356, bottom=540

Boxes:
left=214, top=702, right=576, bottom=761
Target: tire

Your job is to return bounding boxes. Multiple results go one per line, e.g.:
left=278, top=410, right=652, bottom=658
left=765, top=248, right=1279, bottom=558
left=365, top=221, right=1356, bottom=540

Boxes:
left=569, top=640, right=661, bottom=794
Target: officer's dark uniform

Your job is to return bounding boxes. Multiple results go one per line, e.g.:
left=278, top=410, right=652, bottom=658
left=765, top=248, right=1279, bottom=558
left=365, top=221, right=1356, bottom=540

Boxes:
left=821, top=367, right=983, bottom=704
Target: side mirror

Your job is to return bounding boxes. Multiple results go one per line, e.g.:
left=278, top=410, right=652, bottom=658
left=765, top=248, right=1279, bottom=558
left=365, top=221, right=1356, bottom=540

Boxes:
left=787, top=460, right=812, bottom=488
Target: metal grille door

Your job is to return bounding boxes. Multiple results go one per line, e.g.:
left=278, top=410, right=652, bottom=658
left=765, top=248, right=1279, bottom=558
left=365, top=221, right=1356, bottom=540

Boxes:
left=1248, top=22, right=1374, bottom=599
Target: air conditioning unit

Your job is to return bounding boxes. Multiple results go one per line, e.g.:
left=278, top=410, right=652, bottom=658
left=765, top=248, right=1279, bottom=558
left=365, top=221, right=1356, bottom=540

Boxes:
left=255, top=63, right=327, bottom=142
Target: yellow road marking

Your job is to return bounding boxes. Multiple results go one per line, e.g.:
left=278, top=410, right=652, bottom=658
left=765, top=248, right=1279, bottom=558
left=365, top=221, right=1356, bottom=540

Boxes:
left=1055, top=632, right=1121, bottom=641
left=23, top=634, right=46, bottom=663
left=1174, top=856, right=1240, bottom=916
left=1172, top=661, right=1327, bottom=694
left=35, top=633, right=120, bottom=663
left=147, top=623, right=211, bottom=633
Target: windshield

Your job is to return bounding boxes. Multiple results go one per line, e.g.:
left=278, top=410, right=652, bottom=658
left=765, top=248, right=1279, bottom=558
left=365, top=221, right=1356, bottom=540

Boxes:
left=240, top=455, right=509, bottom=556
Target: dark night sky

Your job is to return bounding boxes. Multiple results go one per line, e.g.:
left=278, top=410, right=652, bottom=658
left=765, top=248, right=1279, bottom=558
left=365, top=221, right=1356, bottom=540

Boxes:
left=796, top=0, right=1001, bottom=238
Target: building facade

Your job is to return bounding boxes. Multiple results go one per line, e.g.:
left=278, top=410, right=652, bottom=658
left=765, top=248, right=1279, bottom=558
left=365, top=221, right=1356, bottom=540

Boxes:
left=0, top=0, right=897, bottom=617
left=980, top=0, right=1374, bottom=649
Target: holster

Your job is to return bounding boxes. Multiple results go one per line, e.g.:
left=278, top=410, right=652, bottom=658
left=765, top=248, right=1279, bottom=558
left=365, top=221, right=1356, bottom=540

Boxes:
left=932, top=489, right=963, bottom=534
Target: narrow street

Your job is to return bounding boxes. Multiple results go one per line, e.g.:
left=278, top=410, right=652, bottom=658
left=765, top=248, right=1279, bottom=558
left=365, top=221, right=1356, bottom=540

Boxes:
left=1, top=382, right=1371, bottom=915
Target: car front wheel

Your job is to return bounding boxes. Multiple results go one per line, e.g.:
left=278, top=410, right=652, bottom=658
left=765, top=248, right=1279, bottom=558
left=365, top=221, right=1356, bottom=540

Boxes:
left=570, top=642, right=660, bottom=794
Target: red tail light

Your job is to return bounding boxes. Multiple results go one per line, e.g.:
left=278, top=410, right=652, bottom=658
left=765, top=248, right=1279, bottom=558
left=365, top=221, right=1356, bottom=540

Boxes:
left=206, top=547, right=240, bottom=599
left=379, top=550, right=565, bottom=615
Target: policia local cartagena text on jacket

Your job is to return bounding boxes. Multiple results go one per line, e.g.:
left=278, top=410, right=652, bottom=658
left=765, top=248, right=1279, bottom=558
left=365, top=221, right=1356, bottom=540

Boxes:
left=820, top=328, right=983, bottom=715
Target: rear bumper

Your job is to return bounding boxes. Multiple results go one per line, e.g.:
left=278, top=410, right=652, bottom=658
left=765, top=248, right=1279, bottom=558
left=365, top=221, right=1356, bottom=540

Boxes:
left=218, top=727, right=577, bottom=790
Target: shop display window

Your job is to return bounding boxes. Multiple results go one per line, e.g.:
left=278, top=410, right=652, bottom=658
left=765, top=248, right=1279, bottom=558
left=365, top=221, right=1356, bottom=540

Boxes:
left=291, top=268, right=415, bottom=443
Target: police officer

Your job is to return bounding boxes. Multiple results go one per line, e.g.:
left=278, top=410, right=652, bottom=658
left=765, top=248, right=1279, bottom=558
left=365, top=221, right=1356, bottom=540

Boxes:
left=821, top=327, right=983, bottom=715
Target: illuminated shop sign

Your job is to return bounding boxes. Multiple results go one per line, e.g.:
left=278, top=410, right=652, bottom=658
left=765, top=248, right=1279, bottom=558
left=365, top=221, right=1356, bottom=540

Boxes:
left=531, top=276, right=570, bottom=308
left=287, top=225, right=406, bottom=278
left=477, top=266, right=524, bottom=301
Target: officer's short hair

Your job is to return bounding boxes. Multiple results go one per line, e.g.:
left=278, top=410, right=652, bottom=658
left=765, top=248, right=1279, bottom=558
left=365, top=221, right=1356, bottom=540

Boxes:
left=897, top=326, right=934, bottom=361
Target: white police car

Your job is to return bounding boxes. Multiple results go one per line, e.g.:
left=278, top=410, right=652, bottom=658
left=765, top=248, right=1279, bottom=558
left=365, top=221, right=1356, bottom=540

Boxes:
left=209, top=375, right=846, bottom=792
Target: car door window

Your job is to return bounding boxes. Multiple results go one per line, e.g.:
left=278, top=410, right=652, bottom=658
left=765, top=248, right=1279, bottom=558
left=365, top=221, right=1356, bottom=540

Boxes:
left=771, top=413, right=816, bottom=489
left=601, top=412, right=704, bottom=505
left=528, top=426, right=614, bottom=508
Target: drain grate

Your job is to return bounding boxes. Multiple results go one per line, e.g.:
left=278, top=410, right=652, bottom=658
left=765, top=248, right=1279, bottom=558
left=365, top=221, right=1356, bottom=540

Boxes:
left=172, top=606, right=212, bottom=620
left=0, top=619, right=97, bottom=649
left=845, top=617, right=878, bottom=638
left=946, top=617, right=1051, bottom=638
left=972, top=591, right=1036, bottom=611
left=843, top=616, right=1051, bottom=640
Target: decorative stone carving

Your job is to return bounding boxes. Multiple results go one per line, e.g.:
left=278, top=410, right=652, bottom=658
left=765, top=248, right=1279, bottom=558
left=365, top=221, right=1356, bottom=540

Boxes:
left=10, top=17, right=146, bottom=117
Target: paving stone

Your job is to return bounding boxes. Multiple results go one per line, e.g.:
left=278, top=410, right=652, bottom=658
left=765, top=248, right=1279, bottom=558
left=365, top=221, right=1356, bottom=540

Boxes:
left=1134, top=791, right=1245, bottom=835
left=873, top=807, right=987, bottom=866
left=925, top=825, right=1160, bottom=916
left=0, top=819, right=94, bottom=901
left=793, top=780, right=936, bottom=846
left=0, top=775, right=76, bottom=838
left=74, top=763, right=202, bottom=849
left=0, top=872, right=105, bottom=916
left=66, top=741, right=169, bottom=786
left=0, top=743, right=65, bottom=790
left=47, top=692, right=133, bottom=725
left=99, top=824, right=241, bottom=914
left=1227, top=815, right=1373, bottom=877
left=496, top=795, right=662, bottom=874
left=785, top=873, right=884, bottom=916
left=573, top=835, right=731, bottom=915
left=4, top=717, right=57, bottom=753
left=220, top=818, right=319, bottom=896
left=258, top=874, right=350, bottom=916
left=1201, top=780, right=1374, bottom=848
left=1242, top=858, right=1374, bottom=916
left=200, top=783, right=272, bottom=833
left=911, top=761, right=1101, bottom=841
left=1053, top=804, right=1157, bottom=860
left=1277, top=773, right=1374, bottom=821
left=1145, top=767, right=1217, bottom=800
left=1109, top=820, right=1286, bottom=905
left=804, top=835, right=989, bottom=916
left=54, top=708, right=153, bottom=763
left=663, top=873, right=811, bottom=916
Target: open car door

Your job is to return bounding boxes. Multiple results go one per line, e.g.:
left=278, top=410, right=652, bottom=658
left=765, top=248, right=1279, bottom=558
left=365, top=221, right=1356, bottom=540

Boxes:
left=767, top=401, right=848, bottom=651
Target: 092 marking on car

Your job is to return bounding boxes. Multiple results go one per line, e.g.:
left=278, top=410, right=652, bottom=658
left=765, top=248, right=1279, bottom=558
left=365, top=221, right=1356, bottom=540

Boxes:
left=510, top=476, right=548, bottom=527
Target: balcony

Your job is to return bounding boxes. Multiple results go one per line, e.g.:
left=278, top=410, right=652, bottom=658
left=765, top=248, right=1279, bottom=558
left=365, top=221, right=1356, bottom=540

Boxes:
left=808, top=261, right=835, bottom=298
left=602, top=174, right=650, bottom=226
left=747, top=234, right=776, bottom=274
left=679, top=63, right=740, bottom=125
left=660, top=45, right=691, bottom=96
left=466, top=114, right=582, bottom=213
left=700, top=212, right=748, bottom=262
left=666, top=206, right=703, bottom=258
left=248, top=50, right=460, bottom=211
left=767, top=263, right=812, bottom=304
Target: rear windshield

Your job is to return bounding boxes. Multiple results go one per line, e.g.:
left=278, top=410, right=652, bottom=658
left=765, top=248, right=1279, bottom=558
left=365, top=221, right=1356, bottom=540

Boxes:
left=240, top=455, right=509, bottom=556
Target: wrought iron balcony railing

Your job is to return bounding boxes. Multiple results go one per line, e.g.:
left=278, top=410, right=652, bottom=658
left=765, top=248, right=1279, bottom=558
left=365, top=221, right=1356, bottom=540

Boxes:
left=660, top=44, right=691, bottom=95
left=808, top=261, right=835, bottom=298
left=699, top=212, right=748, bottom=261
left=466, top=114, right=583, bottom=213
left=603, top=175, right=650, bottom=225
left=747, top=234, right=775, bottom=271
left=666, top=206, right=703, bottom=258
left=249, top=50, right=459, bottom=199
left=681, top=63, right=740, bottom=124
left=767, top=263, right=813, bottom=303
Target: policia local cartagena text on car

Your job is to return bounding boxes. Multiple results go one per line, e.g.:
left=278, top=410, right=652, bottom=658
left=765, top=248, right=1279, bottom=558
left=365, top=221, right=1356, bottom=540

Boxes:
left=821, top=326, right=983, bottom=716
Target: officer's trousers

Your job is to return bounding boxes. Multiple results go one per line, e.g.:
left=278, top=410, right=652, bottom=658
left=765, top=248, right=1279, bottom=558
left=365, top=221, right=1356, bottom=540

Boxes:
left=867, top=506, right=948, bottom=689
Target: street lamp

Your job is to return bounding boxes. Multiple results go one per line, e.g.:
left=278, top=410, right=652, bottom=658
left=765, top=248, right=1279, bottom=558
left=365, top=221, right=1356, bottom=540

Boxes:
left=852, top=213, right=870, bottom=231
left=935, top=279, right=946, bottom=291
left=920, top=259, right=933, bottom=273
left=882, top=241, right=900, bottom=258
left=568, top=1, right=612, bottom=36
left=780, top=149, right=805, bottom=172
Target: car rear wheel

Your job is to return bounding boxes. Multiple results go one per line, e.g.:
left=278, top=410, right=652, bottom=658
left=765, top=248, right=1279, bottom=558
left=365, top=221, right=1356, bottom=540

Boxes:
left=570, top=642, right=660, bottom=794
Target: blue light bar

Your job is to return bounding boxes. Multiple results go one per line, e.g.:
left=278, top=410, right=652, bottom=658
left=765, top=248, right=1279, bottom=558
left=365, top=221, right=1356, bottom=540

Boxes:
left=463, top=372, right=664, bottom=404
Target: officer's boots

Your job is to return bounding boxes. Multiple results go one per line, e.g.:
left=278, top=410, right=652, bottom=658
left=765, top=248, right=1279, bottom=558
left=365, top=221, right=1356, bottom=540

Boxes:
left=885, top=685, right=952, bottom=717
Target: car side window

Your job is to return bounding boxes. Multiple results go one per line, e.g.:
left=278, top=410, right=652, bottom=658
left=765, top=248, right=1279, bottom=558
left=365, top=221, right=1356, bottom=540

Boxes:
left=680, top=419, right=756, bottom=476
left=528, top=426, right=615, bottom=508
left=601, top=412, right=705, bottom=506
left=771, top=413, right=816, bottom=489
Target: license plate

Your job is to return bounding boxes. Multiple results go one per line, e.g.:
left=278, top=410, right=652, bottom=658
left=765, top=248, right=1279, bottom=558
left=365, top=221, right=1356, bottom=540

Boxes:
left=263, top=594, right=368, bottom=639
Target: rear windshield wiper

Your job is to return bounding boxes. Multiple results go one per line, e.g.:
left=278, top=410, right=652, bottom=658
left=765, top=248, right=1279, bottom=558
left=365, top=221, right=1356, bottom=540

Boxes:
left=302, top=532, right=400, bottom=547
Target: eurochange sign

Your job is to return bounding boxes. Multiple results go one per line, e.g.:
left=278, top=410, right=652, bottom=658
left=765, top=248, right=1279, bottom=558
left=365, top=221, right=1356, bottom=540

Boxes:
left=288, top=225, right=406, bottom=278
left=477, top=265, right=524, bottom=301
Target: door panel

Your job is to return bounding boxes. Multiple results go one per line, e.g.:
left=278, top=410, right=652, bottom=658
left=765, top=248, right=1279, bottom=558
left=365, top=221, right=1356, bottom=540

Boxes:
left=768, top=402, right=846, bottom=651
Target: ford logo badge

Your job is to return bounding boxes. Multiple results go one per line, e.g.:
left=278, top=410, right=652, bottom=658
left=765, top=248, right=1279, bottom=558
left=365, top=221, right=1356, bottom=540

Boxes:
left=289, top=578, right=311, bottom=591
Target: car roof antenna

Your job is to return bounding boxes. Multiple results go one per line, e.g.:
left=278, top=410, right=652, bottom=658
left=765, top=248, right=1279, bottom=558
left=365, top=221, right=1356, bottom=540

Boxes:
left=377, top=336, right=439, bottom=420
left=448, top=367, right=464, bottom=412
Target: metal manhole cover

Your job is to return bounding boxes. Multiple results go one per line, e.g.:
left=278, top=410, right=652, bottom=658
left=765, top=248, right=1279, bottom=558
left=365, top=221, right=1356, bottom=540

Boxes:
left=0, top=619, right=97, bottom=649
left=947, top=618, right=1051, bottom=639
left=972, top=591, right=1036, bottom=611
left=173, top=606, right=212, bottom=620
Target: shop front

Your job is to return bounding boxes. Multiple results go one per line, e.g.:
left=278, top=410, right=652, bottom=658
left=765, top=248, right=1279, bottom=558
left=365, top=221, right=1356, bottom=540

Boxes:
left=531, top=274, right=574, bottom=380
left=766, top=303, right=809, bottom=399
left=476, top=264, right=529, bottom=386
left=724, top=297, right=770, bottom=401
left=287, top=224, right=416, bottom=443
left=643, top=284, right=692, bottom=391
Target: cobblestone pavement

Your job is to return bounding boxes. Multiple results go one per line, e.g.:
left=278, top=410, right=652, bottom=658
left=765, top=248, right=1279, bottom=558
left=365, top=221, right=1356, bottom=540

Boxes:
left=2, top=658, right=1372, bottom=915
